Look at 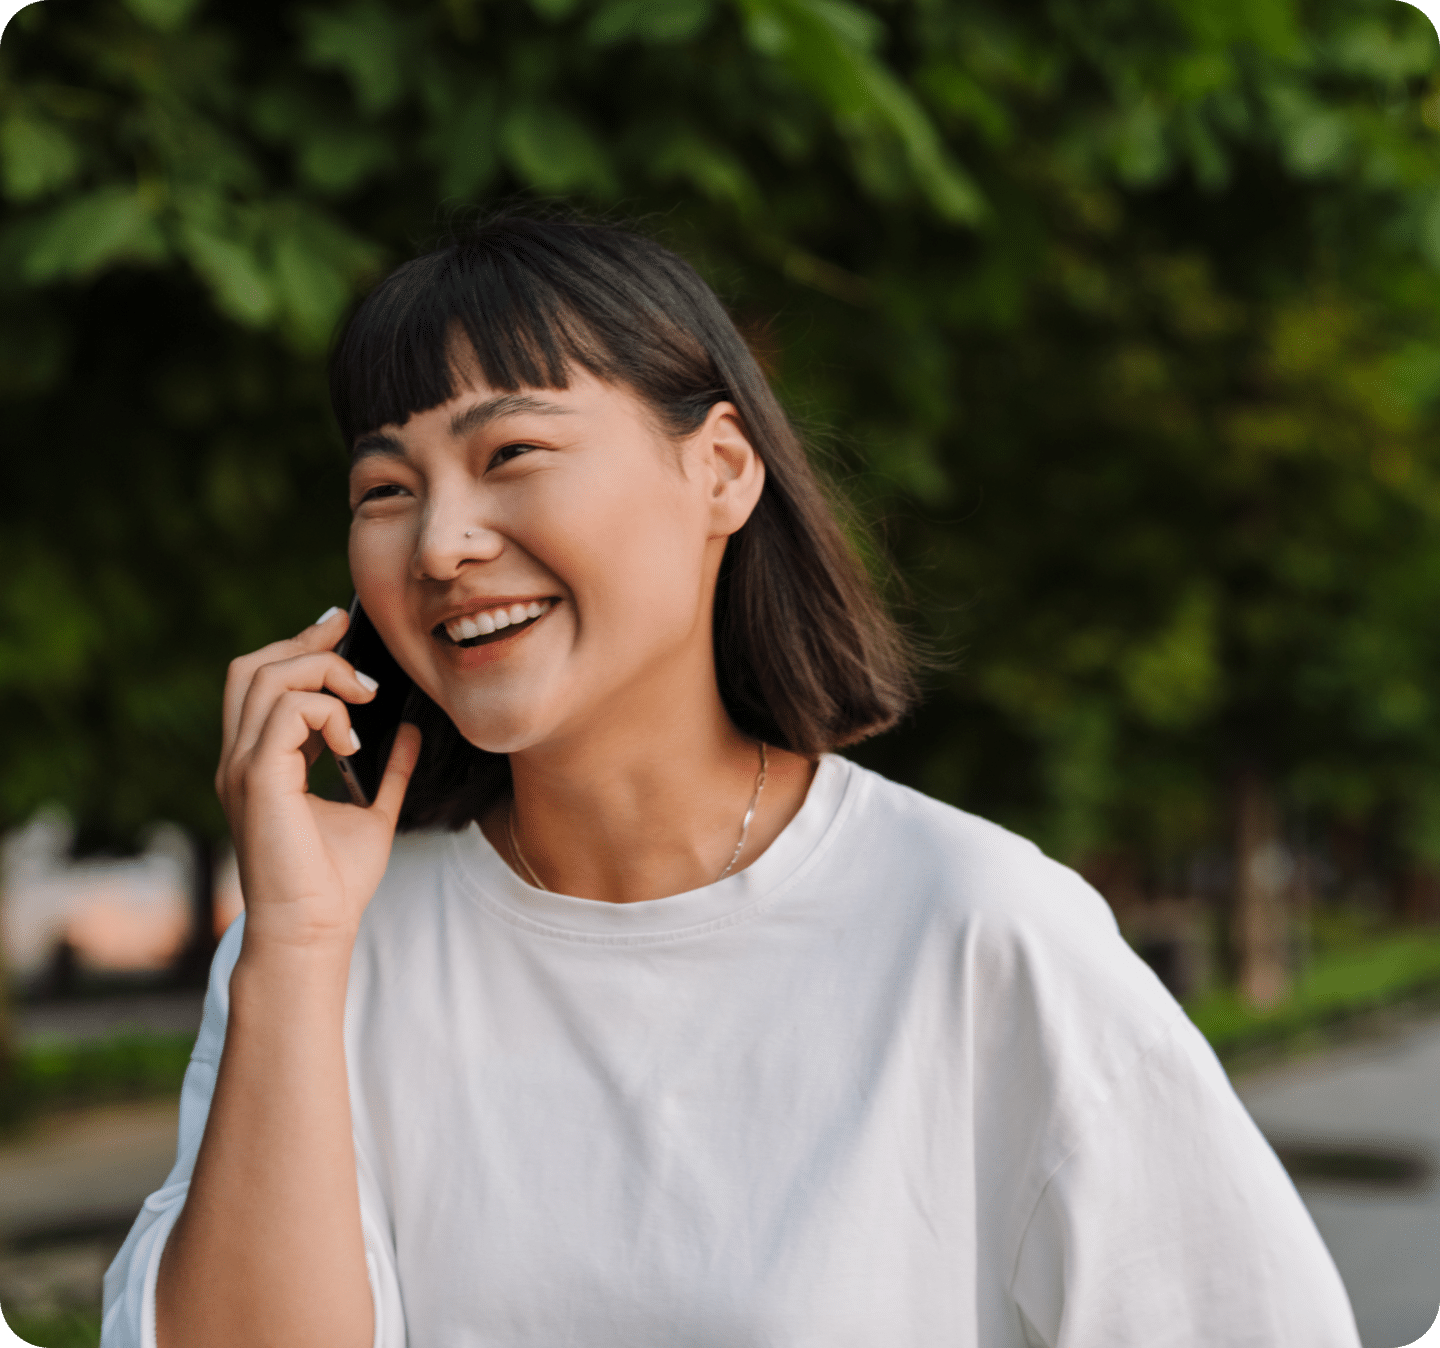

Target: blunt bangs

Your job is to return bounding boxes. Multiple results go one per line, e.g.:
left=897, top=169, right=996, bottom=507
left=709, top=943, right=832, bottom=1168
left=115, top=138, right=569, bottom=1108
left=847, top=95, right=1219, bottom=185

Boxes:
left=330, top=220, right=724, bottom=451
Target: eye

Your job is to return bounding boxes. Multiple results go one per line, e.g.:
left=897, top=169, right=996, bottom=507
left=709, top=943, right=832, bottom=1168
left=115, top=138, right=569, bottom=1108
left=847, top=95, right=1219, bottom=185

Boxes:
left=357, top=483, right=409, bottom=504
left=490, top=442, right=536, bottom=469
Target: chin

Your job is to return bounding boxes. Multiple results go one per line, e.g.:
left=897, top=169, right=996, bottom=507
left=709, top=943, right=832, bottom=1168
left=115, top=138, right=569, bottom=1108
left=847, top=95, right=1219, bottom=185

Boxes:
left=442, top=702, right=547, bottom=757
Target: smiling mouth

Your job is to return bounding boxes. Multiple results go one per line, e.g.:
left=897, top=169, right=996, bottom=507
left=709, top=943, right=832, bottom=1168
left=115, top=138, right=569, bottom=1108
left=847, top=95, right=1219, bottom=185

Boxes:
left=434, top=599, right=558, bottom=648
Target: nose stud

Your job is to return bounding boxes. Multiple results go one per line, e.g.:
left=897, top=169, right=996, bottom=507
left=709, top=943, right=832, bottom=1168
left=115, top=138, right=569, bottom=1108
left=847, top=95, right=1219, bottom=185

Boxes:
left=465, top=530, right=474, bottom=538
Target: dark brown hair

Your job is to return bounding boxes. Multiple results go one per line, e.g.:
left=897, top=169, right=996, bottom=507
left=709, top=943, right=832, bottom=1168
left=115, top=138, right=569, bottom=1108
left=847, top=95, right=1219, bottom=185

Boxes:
left=328, top=211, right=920, bottom=831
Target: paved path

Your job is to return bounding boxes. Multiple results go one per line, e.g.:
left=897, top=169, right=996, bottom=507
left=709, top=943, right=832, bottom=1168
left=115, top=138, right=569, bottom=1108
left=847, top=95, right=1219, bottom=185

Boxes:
left=16, top=992, right=204, bottom=1047
left=1234, top=1019, right=1440, bottom=1348
left=0, top=1101, right=180, bottom=1244
left=0, top=1099, right=181, bottom=1318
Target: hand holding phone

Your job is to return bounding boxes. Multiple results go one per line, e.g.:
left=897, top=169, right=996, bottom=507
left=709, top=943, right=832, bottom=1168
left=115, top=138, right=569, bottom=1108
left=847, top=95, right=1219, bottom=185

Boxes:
left=330, top=594, right=418, bottom=807
left=215, top=606, right=422, bottom=953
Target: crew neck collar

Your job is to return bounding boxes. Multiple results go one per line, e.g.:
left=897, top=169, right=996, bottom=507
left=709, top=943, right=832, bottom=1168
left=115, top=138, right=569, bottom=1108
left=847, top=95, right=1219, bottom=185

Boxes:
left=448, top=752, right=860, bottom=943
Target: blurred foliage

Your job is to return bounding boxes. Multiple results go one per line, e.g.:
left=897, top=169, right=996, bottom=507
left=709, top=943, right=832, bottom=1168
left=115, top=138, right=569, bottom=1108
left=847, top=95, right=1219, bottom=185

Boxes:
left=3, top=0, right=1440, bottom=896
left=0, top=1031, right=191, bottom=1137
left=3, top=1308, right=101, bottom=1348
left=1187, top=925, right=1440, bottom=1061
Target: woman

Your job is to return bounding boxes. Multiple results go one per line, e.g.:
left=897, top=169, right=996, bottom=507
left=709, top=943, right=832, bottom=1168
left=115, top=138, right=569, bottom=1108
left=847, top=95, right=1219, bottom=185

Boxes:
left=103, top=215, right=1359, bottom=1348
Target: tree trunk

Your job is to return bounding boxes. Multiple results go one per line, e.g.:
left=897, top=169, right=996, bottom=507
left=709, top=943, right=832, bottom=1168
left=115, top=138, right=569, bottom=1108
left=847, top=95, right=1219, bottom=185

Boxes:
left=1233, top=769, right=1291, bottom=1009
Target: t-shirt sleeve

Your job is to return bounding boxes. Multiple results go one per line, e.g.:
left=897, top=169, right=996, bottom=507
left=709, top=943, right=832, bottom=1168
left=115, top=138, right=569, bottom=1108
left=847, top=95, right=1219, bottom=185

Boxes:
left=1008, top=1016, right=1362, bottom=1348
left=98, top=911, right=405, bottom=1348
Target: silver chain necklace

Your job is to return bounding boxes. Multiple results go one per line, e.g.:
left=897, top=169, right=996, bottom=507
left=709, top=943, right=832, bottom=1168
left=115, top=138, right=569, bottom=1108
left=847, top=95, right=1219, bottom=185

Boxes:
left=507, top=743, right=769, bottom=892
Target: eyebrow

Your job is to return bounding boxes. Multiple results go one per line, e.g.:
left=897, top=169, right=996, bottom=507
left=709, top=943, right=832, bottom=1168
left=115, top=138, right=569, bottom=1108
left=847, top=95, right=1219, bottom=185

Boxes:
left=350, top=393, right=574, bottom=466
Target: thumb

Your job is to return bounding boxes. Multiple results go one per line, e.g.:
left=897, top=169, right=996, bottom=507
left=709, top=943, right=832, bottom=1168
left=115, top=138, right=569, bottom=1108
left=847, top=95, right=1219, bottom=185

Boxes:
left=370, top=722, right=423, bottom=825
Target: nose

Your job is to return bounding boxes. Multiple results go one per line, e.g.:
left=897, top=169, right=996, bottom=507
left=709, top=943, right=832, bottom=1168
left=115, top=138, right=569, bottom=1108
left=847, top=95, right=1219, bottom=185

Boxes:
left=413, top=491, right=504, bottom=581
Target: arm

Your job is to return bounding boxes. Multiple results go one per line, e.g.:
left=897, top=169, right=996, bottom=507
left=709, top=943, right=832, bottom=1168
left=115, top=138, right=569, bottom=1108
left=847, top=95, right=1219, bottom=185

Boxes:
left=145, top=608, right=420, bottom=1348
left=154, top=939, right=370, bottom=1348
left=1009, top=1018, right=1362, bottom=1348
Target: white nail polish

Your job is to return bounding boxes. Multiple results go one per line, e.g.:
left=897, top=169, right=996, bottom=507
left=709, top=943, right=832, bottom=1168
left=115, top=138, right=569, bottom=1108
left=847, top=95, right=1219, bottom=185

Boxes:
left=349, top=729, right=362, bottom=753
left=355, top=671, right=379, bottom=693
left=316, top=605, right=344, bottom=625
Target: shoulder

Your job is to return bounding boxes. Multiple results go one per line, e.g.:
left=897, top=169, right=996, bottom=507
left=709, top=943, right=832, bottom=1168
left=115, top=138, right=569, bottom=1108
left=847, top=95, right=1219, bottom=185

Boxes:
left=836, top=757, right=1118, bottom=935
left=830, top=755, right=1187, bottom=1033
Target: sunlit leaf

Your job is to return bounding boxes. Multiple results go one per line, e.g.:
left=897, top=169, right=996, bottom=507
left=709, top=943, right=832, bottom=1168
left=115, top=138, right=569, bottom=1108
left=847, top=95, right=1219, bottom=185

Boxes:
left=297, top=0, right=407, bottom=116
left=499, top=103, right=618, bottom=196
left=586, top=0, right=713, bottom=46
left=0, top=111, right=81, bottom=202
left=296, top=126, right=395, bottom=194
left=529, top=0, right=584, bottom=18
left=176, top=220, right=276, bottom=326
left=121, top=0, right=205, bottom=32
left=20, top=186, right=167, bottom=282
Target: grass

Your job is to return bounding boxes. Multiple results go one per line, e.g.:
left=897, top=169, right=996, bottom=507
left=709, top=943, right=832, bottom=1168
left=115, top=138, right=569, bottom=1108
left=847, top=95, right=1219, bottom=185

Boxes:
left=0, top=1031, right=192, bottom=1140
left=1185, top=919, right=1440, bottom=1066
left=2, top=1308, right=102, bottom=1348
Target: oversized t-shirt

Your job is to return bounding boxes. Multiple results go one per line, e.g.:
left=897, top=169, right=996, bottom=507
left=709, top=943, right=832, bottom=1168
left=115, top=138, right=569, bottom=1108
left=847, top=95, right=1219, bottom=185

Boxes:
left=101, top=753, right=1362, bottom=1347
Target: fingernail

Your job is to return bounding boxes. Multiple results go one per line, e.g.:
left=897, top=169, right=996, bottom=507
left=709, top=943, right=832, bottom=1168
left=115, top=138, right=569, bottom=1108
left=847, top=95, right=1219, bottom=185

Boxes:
left=355, top=671, right=379, bottom=693
left=316, top=605, right=344, bottom=624
left=349, top=729, right=362, bottom=753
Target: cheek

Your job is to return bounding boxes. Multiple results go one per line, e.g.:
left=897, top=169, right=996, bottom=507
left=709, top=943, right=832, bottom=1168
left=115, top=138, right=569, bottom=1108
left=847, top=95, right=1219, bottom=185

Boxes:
left=558, top=505, right=708, bottom=638
left=348, top=522, right=413, bottom=628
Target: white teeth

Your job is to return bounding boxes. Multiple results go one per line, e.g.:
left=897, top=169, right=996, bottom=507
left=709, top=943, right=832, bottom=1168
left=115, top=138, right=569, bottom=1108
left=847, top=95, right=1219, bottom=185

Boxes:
left=444, top=600, right=553, bottom=643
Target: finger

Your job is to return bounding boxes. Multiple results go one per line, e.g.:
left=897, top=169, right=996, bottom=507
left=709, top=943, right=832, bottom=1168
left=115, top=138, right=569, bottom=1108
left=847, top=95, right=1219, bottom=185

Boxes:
left=220, top=607, right=350, bottom=756
left=233, top=651, right=379, bottom=763
left=370, top=722, right=423, bottom=826
left=248, top=690, right=362, bottom=777
left=301, top=726, right=327, bottom=771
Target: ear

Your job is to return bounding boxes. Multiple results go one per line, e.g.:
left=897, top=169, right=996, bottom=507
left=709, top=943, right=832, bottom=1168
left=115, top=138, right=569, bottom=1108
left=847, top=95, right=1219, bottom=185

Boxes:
left=692, top=401, right=764, bottom=538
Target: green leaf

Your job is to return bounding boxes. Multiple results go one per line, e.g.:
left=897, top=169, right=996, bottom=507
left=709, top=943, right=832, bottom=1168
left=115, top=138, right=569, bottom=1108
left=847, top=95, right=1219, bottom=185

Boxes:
left=586, top=0, right=714, bottom=47
left=0, top=553, right=100, bottom=697
left=273, top=231, right=348, bottom=349
left=529, top=0, right=584, bottom=17
left=0, top=111, right=81, bottom=203
left=648, top=128, right=759, bottom=214
left=1267, top=84, right=1353, bottom=178
left=176, top=218, right=276, bottom=326
left=499, top=103, right=618, bottom=196
left=269, top=206, right=379, bottom=349
left=296, top=126, right=394, bottom=194
left=735, top=0, right=986, bottom=224
left=1111, top=98, right=1171, bottom=187
left=426, top=84, right=500, bottom=199
left=1120, top=589, right=1220, bottom=729
left=20, top=187, right=168, bottom=283
left=297, top=0, right=406, bottom=117
left=121, top=0, right=204, bottom=32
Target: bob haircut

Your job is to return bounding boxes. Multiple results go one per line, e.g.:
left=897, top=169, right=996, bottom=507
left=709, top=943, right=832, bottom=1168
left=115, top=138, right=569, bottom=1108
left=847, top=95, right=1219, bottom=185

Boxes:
left=328, top=212, right=920, bottom=832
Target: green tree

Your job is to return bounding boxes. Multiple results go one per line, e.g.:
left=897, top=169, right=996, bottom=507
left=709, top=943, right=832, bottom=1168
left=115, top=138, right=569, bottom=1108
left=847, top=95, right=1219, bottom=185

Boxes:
left=4, top=0, right=1440, bottom=1008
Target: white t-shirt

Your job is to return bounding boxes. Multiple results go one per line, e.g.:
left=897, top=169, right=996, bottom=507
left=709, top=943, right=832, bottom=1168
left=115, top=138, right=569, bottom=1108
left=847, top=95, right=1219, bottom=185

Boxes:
left=101, top=753, right=1361, bottom=1347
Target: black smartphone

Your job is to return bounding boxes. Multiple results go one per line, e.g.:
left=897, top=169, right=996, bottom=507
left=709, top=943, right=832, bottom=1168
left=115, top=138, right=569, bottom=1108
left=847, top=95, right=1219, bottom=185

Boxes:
left=331, top=594, right=416, bottom=806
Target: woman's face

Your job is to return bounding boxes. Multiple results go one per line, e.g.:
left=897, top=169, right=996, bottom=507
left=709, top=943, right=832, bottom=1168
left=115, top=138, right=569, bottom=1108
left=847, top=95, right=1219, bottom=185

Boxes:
left=346, top=357, right=762, bottom=756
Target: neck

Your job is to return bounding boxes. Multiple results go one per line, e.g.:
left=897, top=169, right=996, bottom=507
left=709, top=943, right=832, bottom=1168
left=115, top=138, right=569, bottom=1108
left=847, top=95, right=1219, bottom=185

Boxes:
left=481, top=689, right=816, bottom=905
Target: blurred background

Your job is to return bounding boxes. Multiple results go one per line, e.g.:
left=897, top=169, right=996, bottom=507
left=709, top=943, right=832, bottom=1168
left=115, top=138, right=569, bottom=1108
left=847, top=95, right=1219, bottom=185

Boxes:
left=5, top=0, right=1440, bottom=1343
